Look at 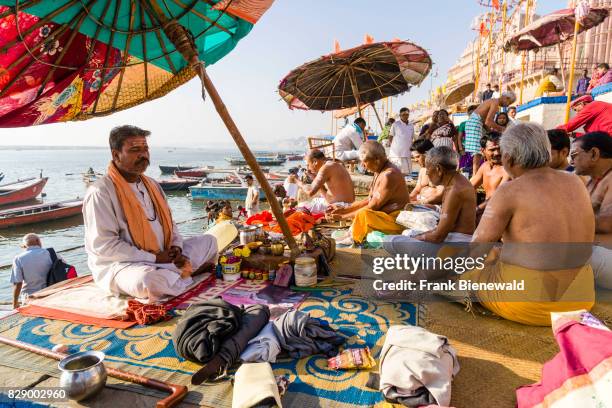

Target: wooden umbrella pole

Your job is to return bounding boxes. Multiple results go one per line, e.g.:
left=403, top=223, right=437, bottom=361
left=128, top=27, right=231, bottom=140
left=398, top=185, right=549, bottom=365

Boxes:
left=564, top=19, right=581, bottom=123
left=348, top=68, right=363, bottom=118
left=371, top=102, right=384, bottom=131
left=158, top=18, right=299, bottom=256
left=196, top=64, right=299, bottom=256
left=557, top=41, right=567, bottom=86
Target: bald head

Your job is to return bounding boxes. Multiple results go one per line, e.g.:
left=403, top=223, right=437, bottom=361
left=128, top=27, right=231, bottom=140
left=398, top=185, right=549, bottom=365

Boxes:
left=305, top=148, right=328, bottom=173
left=22, top=233, right=41, bottom=248
left=359, top=141, right=387, bottom=161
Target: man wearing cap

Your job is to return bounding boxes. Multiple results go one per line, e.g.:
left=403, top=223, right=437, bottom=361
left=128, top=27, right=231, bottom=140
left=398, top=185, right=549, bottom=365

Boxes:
left=557, top=95, right=612, bottom=136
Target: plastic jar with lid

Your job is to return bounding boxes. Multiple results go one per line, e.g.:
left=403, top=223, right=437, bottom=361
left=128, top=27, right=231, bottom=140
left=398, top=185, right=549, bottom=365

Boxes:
left=294, top=257, right=317, bottom=287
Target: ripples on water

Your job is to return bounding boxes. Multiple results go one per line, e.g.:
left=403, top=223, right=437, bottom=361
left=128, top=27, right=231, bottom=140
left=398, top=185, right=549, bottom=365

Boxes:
left=0, top=147, right=292, bottom=301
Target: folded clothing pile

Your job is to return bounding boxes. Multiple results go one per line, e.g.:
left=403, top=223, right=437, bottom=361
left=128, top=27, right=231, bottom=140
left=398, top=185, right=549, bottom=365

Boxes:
left=240, top=310, right=344, bottom=363
left=172, top=298, right=270, bottom=384
left=379, top=325, right=459, bottom=407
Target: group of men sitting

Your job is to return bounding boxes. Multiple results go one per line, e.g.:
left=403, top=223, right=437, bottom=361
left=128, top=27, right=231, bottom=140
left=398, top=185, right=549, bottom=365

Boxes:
left=78, top=118, right=611, bottom=327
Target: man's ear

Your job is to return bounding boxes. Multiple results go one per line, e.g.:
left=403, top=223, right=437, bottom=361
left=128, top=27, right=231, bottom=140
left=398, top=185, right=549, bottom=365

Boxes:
left=591, top=147, right=601, bottom=161
left=111, top=149, right=119, bottom=162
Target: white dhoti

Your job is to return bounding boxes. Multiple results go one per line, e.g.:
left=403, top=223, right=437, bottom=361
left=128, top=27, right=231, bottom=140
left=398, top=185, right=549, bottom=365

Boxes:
left=591, top=245, right=612, bottom=289
left=299, top=197, right=350, bottom=214
left=389, top=157, right=412, bottom=175
left=336, top=150, right=359, bottom=162
left=110, top=235, right=218, bottom=303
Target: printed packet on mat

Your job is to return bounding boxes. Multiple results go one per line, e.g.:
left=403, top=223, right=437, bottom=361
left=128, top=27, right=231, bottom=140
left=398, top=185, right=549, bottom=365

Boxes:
left=327, top=347, right=376, bottom=370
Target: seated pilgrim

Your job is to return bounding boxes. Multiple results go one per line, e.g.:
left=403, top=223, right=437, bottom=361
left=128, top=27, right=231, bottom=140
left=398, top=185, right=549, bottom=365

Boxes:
left=333, top=118, right=366, bottom=162
left=386, top=146, right=476, bottom=249
left=462, top=123, right=595, bottom=326
left=571, top=131, right=612, bottom=289
left=83, top=125, right=218, bottom=303
left=470, top=132, right=510, bottom=217
left=298, top=149, right=355, bottom=214
left=327, top=141, right=409, bottom=245
left=409, top=139, right=444, bottom=205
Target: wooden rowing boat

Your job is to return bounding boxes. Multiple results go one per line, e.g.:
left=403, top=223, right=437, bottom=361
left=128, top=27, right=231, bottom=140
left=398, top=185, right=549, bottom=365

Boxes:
left=0, top=177, right=48, bottom=207
left=0, top=199, right=83, bottom=229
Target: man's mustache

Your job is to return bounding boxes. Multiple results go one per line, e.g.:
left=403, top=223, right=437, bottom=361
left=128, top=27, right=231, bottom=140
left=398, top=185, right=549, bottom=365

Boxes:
left=135, top=158, right=149, bottom=165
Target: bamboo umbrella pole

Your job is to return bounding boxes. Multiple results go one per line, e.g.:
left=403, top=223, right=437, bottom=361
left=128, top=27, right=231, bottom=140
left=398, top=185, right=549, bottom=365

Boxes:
left=157, top=17, right=299, bottom=256
left=519, top=0, right=532, bottom=104
left=371, top=102, right=384, bottom=130
left=565, top=19, right=581, bottom=123
left=488, top=11, right=494, bottom=82
left=499, top=1, right=507, bottom=91
left=348, top=68, right=363, bottom=119
left=474, top=34, right=482, bottom=99
left=557, top=40, right=567, bottom=86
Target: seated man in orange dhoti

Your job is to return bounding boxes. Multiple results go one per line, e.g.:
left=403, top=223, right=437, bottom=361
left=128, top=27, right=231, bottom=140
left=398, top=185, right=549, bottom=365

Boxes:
left=83, top=126, right=218, bottom=303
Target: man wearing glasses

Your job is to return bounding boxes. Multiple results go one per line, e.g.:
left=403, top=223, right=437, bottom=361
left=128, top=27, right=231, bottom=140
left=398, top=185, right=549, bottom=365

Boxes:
left=572, top=131, right=612, bottom=289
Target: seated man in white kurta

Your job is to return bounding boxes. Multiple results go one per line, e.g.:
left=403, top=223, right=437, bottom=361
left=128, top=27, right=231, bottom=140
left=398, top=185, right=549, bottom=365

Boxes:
left=83, top=125, right=218, bottom=303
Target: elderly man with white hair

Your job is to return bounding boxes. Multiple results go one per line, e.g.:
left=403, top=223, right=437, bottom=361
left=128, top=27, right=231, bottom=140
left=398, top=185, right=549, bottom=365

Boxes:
left=327, top=141, right=409, bottom=245
left=10, top=234, right=55, bottom=309
left=461, top=122, right=595, bottom=326
left=464, top=90, right=516, bottom=175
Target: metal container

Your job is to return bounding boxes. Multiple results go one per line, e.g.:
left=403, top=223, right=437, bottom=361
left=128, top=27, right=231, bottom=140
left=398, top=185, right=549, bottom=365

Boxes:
left=58, top=350, right=107, bottom=401
left=239, top=226, right=257, bottom=245
left=294, top=257, right=317, bottom=287
left=270, top=242, right=284, bottom=256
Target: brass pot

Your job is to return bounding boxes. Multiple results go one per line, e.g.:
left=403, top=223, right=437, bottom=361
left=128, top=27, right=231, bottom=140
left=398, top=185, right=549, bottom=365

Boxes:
left=270, top=243, right=284, bottom=256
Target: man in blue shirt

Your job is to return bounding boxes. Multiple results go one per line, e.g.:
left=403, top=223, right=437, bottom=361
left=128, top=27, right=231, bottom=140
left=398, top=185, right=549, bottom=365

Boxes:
left=576, top=69, right=591, bottom=95
left=11, top=234, right=53, bottom=309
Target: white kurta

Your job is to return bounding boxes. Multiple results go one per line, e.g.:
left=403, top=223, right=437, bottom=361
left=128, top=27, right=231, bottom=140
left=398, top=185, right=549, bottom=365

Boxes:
left=389, top=120, right=414, bottom=159
left=83, top=175, right=218, bottom=303
left=333, top=124, right=363, bottom=161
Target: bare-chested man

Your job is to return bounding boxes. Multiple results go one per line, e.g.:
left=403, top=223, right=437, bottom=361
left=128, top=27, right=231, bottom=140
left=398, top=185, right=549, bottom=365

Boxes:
left=571, top=131, right=612, bottom=289
left=327, top=141, right=409, bottom=244
left=464, top=91, right=516, bottom=175
left=464, top=123, right=595, bottom=326
left=470, top=132, right=510, bottom=214
left=414, top=146, right=476, bottom=243
left=298, top=149, right=355, bottom=213
left=409, top=139, right=444, bottom=204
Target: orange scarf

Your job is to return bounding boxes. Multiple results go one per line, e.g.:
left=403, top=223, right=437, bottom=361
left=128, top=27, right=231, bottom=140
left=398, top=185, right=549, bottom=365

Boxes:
left=107, top=162, right=173, bottom=253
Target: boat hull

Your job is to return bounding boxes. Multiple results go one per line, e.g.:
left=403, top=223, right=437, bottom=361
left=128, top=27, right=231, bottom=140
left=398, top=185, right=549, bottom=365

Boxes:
left=0, top=178, right=48, bottom=206
left=0, top=201, right=82, bottom=229
left=158, top=179, right=200, bottom=192
left=225, top=158, right=286, bottom=166
left=189, top=186, right=265, bottom=201
left=174, top=169, right=207, bottom=178
left=159, top=165, right=196, bottom=174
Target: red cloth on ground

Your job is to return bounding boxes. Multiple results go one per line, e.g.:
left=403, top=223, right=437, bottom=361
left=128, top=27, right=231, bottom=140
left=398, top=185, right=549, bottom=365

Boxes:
left=557, top=101, right=612, bottom=135
left=246, top=211, right=273, bottom=226
left=271, top=211, right=316, bottom=235
left=125, top=300, right=170, bottom=325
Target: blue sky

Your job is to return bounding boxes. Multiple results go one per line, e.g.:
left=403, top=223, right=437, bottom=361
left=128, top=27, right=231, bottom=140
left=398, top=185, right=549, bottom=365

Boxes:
left=0, top=0, right=561, bottom=148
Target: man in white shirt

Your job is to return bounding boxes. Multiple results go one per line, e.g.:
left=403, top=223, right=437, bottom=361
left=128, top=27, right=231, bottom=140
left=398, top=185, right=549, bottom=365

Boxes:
left=83, top=126, right=218, bottom=303
left=333, top=117, right=366, bottom=161
left=244, top=174, right=260, bottom=216
left=388, top=107, right=415, bottom=175
left=283, top=169, right=299, bottom=200
left=491, top=84, right=500, bottom=99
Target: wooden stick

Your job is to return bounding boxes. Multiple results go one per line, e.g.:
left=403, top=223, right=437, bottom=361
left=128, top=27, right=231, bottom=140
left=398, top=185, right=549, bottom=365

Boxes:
left=0, top=336, right=187, bottom=408
left=565, top=19, right=581, bottom=123
left=151, top=10, right=300, bottom=256
left=557, top=41, right=567, bottom=87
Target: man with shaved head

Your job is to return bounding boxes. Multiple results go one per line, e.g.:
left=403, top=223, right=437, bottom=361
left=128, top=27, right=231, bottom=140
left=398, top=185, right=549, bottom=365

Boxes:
left=298, top=149, right=355, bottom=213
left=327, top=141, right=409, bottom=244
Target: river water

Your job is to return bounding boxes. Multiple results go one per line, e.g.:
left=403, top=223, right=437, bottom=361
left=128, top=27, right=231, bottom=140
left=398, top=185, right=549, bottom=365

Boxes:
left=0, top=147, right=293, bottom=302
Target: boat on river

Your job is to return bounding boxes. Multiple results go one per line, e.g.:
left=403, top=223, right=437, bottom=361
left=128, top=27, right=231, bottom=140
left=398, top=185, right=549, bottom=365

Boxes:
left=159, top=165, right=197, bottom=174
left=0, top=177, right=48, bottom=207
left=0, top=199, right=83, bottom=229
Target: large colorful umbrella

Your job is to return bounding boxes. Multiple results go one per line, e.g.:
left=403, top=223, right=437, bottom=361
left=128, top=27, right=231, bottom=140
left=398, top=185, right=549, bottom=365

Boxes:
left=503, top=7, right=609, bottom=52
left=278, top=40, right=432, bottom=124
left=0, top=0, right=301, bottom=253
left=444, top=82, right=475, bottom=107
